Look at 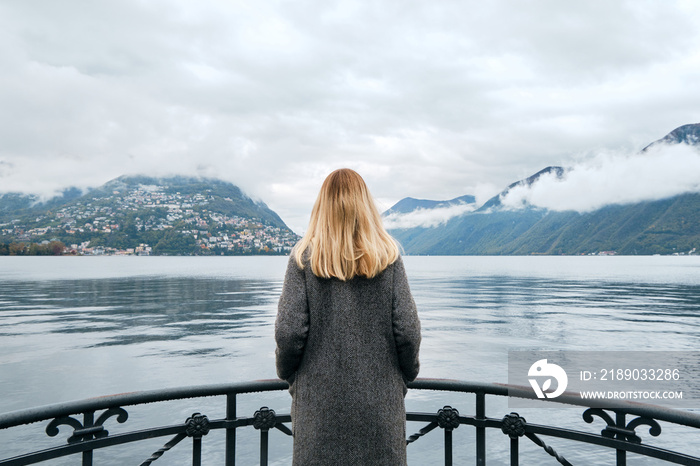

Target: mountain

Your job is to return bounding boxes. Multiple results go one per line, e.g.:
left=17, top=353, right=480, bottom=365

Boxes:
left=642, top=123, right=700, bottom=152
left=384, top=195, right=476, bottom=215
left=1, top=176, right=298, bottom=255
left=98, top=175, right=288, bottom=229
left=476, top=166, right=565, bottom=212
left=385, top=124, right=700, bottom=255
left=0, top=187, right=84, bottom=220
left=389, top=193, right=699, bottom=255
left=382, top=195, right=478, bottom=232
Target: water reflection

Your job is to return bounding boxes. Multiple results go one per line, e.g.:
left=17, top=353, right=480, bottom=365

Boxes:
left=413, top=276, right=700, bottom=348
left=2, top=265, right=699, bottom=377
left=1, top=278, right=281, bottom=352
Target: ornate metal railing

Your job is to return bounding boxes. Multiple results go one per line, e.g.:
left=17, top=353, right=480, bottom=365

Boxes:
left=1, top=378, right=699, bottom=465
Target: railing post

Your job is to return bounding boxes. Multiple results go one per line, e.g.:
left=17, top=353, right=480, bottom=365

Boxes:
left=253, top=407, right=277, bottom=466
left=436, top=406, right=460, bottom=466
left=260, top=430, right=269, bottom=466
left=184, top=413, right=210, bottom=466
left=192, top=437, right=202, bottom=466
left=502, top=413, right=527, bottom=466
left=616, top=411, right=626, bottom=466
left=83, top=411, right=94, bottom=466
left=445, top=429, right=453, bottom=466
left=226, top=393, right=237, bottom=466
left=476, top=392, right=486, bottom=465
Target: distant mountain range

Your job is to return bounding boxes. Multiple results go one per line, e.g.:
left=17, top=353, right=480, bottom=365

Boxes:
left=385, top=123, right=700, bottom=255
left=1, top=176, right=298, bottom=255
left=4, top=124, right=699, bottom=256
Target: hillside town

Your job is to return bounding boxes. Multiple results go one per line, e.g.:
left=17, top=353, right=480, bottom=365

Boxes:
left=0, top=182, right=299, bottom=255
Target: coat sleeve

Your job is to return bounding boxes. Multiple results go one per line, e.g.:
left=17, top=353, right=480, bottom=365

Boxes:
left=392, top=256, right=421, bottom=382
left=275, top=254, right=310, bottom=382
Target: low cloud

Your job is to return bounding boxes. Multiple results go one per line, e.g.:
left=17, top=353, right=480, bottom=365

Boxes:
left=500, top=144, right=700, bottom=212
left=383, top=202, right=476, bottom=230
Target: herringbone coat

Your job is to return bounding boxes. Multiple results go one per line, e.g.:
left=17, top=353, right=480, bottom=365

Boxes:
left=275, top=254, right=421, bottom=465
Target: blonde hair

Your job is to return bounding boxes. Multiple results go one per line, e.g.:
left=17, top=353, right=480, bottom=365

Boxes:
left=293, top=168, right=399, bottom=281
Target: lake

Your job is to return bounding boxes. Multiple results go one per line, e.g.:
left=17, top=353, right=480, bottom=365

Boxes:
left=1, top=255, right=699, bottom=464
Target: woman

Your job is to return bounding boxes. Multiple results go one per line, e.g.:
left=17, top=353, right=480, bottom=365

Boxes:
left=275, top=168, right=421, bottom=465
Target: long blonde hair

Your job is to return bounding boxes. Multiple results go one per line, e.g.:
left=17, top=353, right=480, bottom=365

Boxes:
left=293, top=168, right=399, bottom=281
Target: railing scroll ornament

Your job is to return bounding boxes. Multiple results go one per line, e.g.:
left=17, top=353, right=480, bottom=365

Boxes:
left=583, top=408, right=662, bottom=443
left=45, top=407, right=128, bottom=444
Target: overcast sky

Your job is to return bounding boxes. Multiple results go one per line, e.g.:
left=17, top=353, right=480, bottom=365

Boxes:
left=2, top=1, right=700, bottom=233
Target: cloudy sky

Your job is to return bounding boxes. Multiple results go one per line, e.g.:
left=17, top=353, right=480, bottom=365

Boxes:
left=2, top=0, right=700, bottom=233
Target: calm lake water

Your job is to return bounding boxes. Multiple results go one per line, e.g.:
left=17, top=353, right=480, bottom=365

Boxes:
left=1, top=255, right=699, bottom=464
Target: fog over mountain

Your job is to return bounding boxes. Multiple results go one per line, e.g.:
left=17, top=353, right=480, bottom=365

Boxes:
left=385, top=123, right=700, bottom=230
left=382, top=195, right=476, bottom=229
left=500, top=142, right=700, bottom=213
left=384, top=123, right=700, bottom=255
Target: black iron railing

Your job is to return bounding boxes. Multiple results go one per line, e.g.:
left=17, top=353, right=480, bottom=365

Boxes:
left=0, top=378, right=699, bottom=465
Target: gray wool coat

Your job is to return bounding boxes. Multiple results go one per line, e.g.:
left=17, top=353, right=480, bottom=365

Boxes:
left=275, top=253, right=421, bottom=465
